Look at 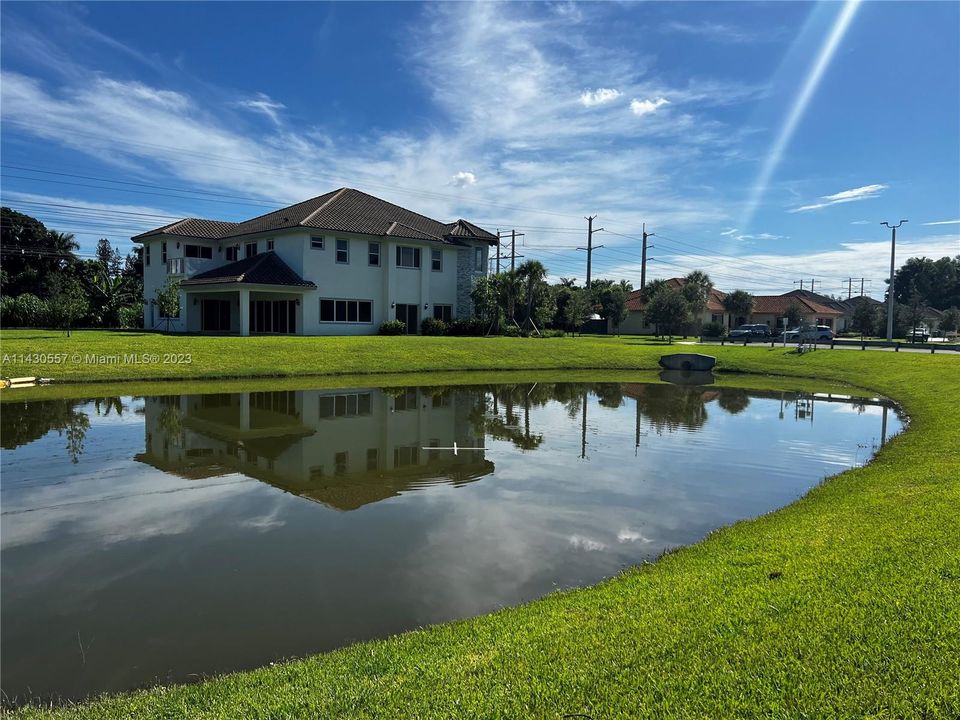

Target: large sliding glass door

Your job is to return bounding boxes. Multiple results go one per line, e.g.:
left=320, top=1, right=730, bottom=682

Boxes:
left=395, top=304, right=419, bottom=334
left=250, top=299, right=297, bottom=334
left=201, top=299, right=231, bottom=332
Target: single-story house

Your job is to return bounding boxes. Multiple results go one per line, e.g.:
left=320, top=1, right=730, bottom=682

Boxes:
left=780, top=289, right=879, bottom=332
left=616, top=278, right=732, bottom=334
left=616, top=279, right=847, bottom=335
left=748, top=294, right=843, bottom=332
left=133, top=188, right=498, bottom=335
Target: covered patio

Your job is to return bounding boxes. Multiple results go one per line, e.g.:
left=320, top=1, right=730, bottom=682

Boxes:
left=180, top=252, right=315, bottom=335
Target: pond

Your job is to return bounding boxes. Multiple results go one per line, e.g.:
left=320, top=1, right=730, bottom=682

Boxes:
left=0, top=377, right=903, bottom=704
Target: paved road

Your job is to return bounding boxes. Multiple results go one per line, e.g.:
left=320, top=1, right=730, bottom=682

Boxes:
left=697, top=340, right=959, bottom=355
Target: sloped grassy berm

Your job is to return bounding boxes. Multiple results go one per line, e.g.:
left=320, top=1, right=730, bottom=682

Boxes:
left=3, top=331, right=959, bottom=718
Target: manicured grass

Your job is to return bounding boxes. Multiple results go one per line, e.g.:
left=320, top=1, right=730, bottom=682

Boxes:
left=4, top=331, right=959, bottom=718
left=0, top=329, right=682, bottom=383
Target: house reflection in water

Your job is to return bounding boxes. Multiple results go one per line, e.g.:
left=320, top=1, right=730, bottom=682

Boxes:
left=136, top=387, right=494, bottom=510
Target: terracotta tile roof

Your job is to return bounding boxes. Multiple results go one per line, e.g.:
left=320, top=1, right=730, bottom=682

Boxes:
left=181, top=251, right=316, bottom=288
left=752, top=295, right=841, bottom=316
left=624, top=278, right=846, bottom=317
left=132, top=218, right=241, bottom=240
left=834, top=295, right=883, bottom=313
left=133, top=188, right=498, bottom=245
left=625, top=278, right=727, bottom=312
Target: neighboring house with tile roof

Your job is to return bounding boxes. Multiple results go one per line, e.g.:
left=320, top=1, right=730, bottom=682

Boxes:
left=748, top=294, right=843, bottom=331
left=619, top=278, right=733, bottom=334
left=133, top=188, right=497, bottom=335
left=617, top=278, right=847, bottom=335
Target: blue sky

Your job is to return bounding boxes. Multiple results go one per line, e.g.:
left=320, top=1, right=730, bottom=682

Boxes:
left=1, top=1, right=958, bottom=297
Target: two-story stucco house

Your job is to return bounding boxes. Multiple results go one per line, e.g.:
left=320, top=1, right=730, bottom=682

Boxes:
left=133, top=188, right=498, bottom=335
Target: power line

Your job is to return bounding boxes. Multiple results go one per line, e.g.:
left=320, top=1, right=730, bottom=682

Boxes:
left=2, top=121, right=587, bottom=219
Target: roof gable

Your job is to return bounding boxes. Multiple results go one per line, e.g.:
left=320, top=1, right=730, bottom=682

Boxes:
left=181, top=251, right=315, bottom=288
left=133, top=188, right=498, bottom=245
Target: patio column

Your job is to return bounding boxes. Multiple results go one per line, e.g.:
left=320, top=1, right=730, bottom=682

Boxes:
left=239, top=287, right=250, bottom=336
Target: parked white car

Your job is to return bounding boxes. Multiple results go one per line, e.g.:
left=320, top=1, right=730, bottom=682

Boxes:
left=907, top=325, right=930, bottom=342
left=783, top=325, right=834, bottom=342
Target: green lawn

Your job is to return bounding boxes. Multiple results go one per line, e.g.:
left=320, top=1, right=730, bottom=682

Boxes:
left=4, top=330, right=959, bottom=719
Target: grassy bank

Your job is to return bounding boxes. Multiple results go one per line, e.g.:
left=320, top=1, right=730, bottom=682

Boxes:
left=5, top=332, right=960, bottom=718
left=1, top=329, right=686, bottom=383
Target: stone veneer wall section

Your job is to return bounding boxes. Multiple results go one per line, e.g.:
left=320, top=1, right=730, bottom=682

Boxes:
left=456, top=248, right=481, bottom=318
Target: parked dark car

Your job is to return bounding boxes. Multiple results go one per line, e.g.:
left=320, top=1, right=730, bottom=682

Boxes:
left=729, top=324, right=771, bottom=339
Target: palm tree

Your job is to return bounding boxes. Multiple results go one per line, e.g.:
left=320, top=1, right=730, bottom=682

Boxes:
left=722, top=289, right=755, bottom=327
left=681, top=271, right=714, bottom=335
left=48, top=231, right=79, bottom=269
left=639, top=278, right=668, bottom=303
left=495, top=271, right=524, bottom=329
left=518, top=260, right=547, bottom=334
left=89, top=270, right=134, bottom=327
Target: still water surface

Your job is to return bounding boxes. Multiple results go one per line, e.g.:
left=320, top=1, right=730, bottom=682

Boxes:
left=0, top=378, right=902, bottom=703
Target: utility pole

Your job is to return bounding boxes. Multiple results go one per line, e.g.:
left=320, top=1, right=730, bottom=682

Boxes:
left=496, top=230, right=524, bottom=272
left=846, top=277, right=865, bottom=299
left=641, top=223, right=655, bottom=289
left=881, top=220, right=907, bottom=341
left=581, top=215, right=604, bottom=289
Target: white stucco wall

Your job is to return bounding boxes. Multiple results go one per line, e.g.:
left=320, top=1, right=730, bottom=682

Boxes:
left=140, top=229, right=490, bottom=335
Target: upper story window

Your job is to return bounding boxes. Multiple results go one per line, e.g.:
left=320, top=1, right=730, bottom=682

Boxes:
left=474, top=246, right=484, bottom=271
left=245, top=242, right=258, bottom=259
left=310, top=236, right=325, bottom=250
left=161, top=242, right=168, bottom=263
left=431, top=249, right=443, bottom=272
left=396, top=246, right=421, bottom=269
left=184, top=244, right=213, bottom=259
left=336, top=238, right=349, bottom=264
left=145, top=243, right=151, bottom=266
left=368, top=241, right=381, bottom=267
left=226, top=245, right=238, bottom=262
left=267, top=239, right=275, bottom=251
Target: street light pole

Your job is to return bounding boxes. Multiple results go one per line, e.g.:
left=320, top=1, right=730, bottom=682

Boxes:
left=881, top=220, right=907, bottom=341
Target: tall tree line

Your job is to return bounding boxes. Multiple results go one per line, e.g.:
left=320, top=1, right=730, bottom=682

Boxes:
left=1, top=207, right=143, bottom=330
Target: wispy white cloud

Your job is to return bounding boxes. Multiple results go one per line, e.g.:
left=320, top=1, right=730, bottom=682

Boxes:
left=451, top=171, right=477, bottom=188
left=597, top=234, right=960, bottom=298
left=741, top=0, right=862, bottom=225
left=719, top=227, right=785, bottom=242
left=921, top=219, right=960, bottom=226
left=736, top=232, right=787, bottom=242
left=235, top=92, right=285, bottom=125
left=580, top=87, right=622, bottom=107
left=790, top=183, right=887, bottom=213
left=850, top=220, right=871, bottom=225
left=1, top=1, right=754, bottom=240
left=630, top=97, right=670, bottom=117
left=661, top=21, right=782, bottom=44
